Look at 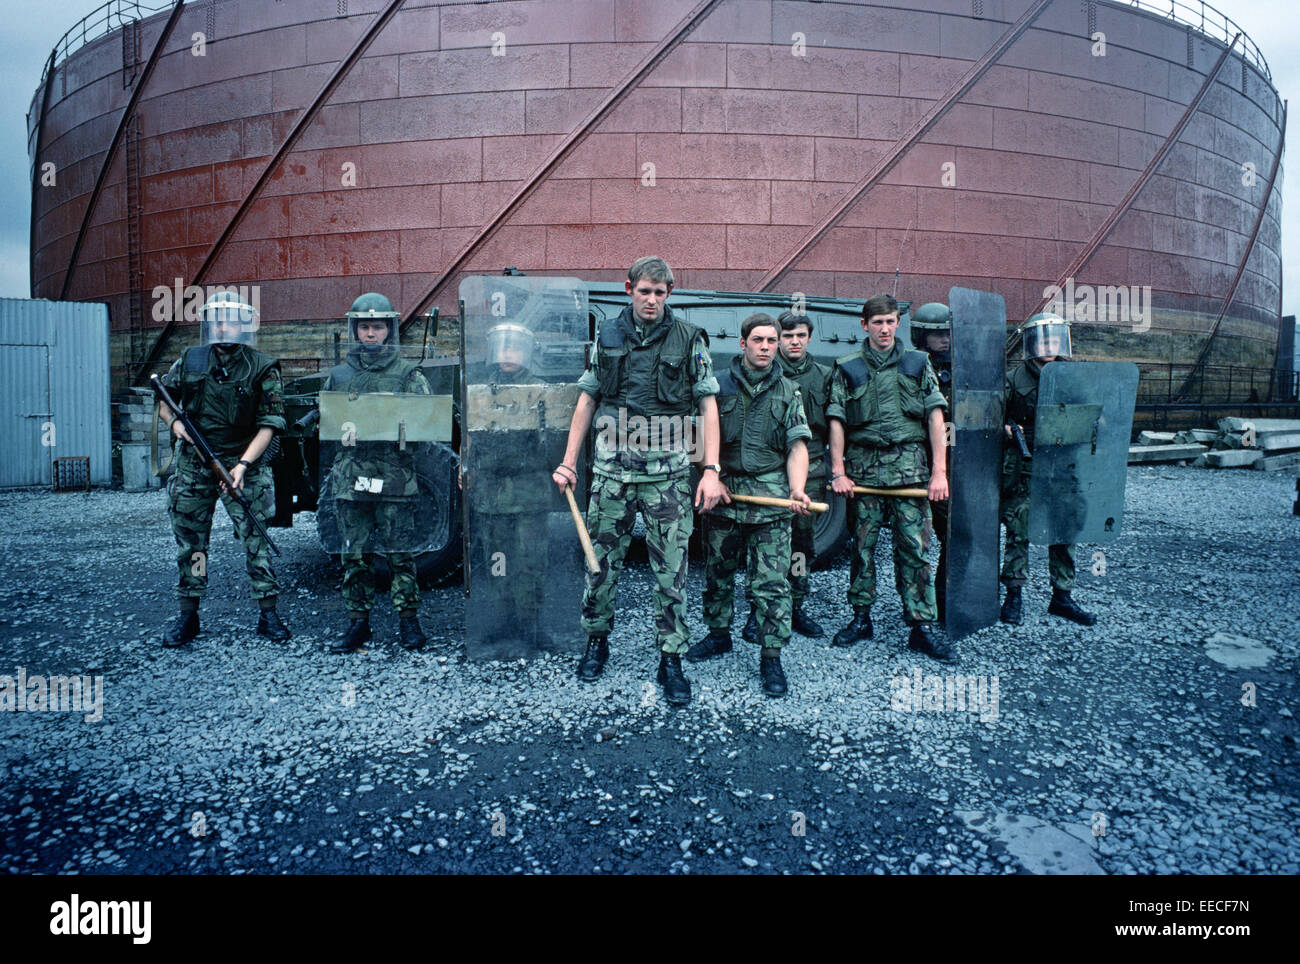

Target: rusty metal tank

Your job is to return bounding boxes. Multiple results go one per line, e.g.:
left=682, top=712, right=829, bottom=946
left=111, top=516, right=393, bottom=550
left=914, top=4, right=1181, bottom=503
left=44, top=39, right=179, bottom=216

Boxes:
left=28, top=0, right=1285, bottom=399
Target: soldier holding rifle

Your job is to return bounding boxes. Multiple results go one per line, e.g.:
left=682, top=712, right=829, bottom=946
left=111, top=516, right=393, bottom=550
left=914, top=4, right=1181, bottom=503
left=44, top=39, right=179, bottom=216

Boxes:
left=155, top=291, right=290, bottom=648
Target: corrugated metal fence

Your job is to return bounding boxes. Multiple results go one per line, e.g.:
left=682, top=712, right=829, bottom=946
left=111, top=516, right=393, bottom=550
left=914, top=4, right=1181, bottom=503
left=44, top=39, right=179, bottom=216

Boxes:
left=0, top=299, right=111, bottom=487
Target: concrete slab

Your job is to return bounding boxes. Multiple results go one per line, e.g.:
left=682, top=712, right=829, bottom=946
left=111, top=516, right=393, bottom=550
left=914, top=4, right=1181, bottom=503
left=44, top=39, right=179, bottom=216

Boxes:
left=1128, top=444, right=1206, bottom=463
left=1205, top=449, right=1263, bottom=468
left=956, top=812, right=1104, bottom=875
left=1204, top=632, right=1276, bottom=670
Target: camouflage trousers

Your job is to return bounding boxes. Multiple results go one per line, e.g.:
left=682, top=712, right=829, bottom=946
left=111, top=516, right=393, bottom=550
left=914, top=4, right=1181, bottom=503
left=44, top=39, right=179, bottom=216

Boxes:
left=168, top=449, right=279, bottom=602
left=581, top=474, right=693, bottom=654
left=789, top=476, right=825, bottom=607
left=704, top=515, right=792, bottom=649
left=998, top=455, right=1076, bottom=591
left=846, top=493, right=937, bottom=623
left=337, top=500, right=420, bottom=614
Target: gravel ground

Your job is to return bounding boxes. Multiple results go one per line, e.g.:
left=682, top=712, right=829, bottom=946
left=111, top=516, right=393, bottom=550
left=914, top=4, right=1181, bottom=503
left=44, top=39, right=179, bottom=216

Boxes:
left=1, top=466, right=1296, bottom=875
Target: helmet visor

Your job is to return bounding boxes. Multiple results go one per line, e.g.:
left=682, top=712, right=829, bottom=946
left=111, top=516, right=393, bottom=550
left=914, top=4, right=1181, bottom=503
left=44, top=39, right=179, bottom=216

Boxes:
left=200, top=302, right=258, bottom=346
left=487, top=324, right=534, bottom=371
left=1024, top=321, right=1071, bottom=361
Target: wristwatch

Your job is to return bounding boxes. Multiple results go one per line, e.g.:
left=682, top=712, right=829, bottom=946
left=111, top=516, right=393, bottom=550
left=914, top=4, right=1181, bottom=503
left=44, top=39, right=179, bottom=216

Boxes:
left=238, top=459, right=251, bottom=468
left=702, top=464, right=721, bottom=474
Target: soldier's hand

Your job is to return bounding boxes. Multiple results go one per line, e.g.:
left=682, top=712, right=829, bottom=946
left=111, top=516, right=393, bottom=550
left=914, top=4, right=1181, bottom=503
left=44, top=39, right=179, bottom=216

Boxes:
left=695, top=473, right=728, bottom=510
left=789, top=489, right=812, bottom=515
left=928, top=469, right=949, bottom=502
left=171, top=419, right=193, bottom=445
left=1003, top=423, right=1019, bottom=439
left=552, top=464, right=578, bottom=493
left=831, top=474, right=855, bottom=498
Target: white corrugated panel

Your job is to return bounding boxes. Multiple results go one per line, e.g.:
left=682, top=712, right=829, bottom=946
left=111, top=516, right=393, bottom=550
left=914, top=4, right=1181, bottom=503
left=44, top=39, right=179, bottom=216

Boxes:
left=0, top=298, right=111, bottom=487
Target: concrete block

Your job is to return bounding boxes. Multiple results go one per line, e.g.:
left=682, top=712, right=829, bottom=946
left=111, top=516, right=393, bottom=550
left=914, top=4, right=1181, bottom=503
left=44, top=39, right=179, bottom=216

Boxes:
left=1256, top=432, right=1300, bottom=452
left=1256, top=451, right=1300, bottom=472
left=121, top=443, right=163, bottom=491
left=1128, top=444, right=1207, bottom=463
left=1218, top=417, right=1300, bottom=434
left=1137, top=431, right=1176, bottom=445
left=1205, top=449, right=1264, bottom=469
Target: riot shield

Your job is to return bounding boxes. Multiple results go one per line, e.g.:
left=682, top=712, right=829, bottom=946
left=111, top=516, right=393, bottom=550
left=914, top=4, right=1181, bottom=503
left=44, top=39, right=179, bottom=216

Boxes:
left=945, top=287, right=1006, bottom=640
left=316, top=373, right=455, bottom=557
left=1029, top=361, right=1138, bottom=544
left=460, top=275, right=590, bottom=660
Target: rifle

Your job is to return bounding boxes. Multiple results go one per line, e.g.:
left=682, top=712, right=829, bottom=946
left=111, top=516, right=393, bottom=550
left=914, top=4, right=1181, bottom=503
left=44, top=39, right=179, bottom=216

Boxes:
left=151, top=374, right=281, bottom=556
left=1007, top=422, right=1031, bottom=459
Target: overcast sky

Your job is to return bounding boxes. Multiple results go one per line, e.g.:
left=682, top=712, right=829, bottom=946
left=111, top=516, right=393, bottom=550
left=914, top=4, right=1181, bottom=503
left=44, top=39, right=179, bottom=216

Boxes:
left=2, top=0, right=1296, bottom=325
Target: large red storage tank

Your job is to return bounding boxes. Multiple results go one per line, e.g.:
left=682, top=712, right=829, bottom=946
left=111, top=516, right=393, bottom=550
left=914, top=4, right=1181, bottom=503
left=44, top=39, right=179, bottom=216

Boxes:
left=28, top=0, right=1284, bottom=397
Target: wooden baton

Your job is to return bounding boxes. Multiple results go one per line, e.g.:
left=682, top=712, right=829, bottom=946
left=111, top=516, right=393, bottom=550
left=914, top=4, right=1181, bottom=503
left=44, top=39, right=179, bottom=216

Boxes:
left=563, top=485, right=601, bottom=574
left=850, top=485, right=928, bottom=498
left=728, top=494, right=829, bottom=513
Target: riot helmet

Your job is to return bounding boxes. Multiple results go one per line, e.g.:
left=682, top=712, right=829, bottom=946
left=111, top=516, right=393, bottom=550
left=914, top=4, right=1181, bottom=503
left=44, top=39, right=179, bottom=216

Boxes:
left=487, top=323, right=535, bottom=374
left=911, top=301, right=951, bottom=360
left=200, top=290, right=258, bottom=347
left=347, top=292, right=400, bottom=358
left=1021, top=313, right=1072, bottom=363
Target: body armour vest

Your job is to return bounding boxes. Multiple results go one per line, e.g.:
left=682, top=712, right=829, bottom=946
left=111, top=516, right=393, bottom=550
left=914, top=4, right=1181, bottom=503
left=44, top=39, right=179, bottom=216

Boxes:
left=178, top=344, right=279, bottom=455
left=835, top=345, right=930, bottom=448
left=715, top=360, right=799, bottom=477
left=777, top=352, right=831, bottom=464
left=1004, top=360, right=1054, bottom=453
left=595, top=306, right=705, bottom=421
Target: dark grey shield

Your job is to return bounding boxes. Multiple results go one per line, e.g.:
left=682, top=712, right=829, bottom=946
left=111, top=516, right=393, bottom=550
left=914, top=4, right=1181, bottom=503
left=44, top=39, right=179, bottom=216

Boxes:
left=1029, top=361, right=1139, bottom=544
left=945, top=286, right=1006, bottom=641
left=460, top=275, right=591, bottom=661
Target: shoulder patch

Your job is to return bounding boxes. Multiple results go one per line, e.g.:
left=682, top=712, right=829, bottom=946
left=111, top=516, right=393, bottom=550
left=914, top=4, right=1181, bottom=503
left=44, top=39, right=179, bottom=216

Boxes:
left=900, top=349, right=927, bottom=380
left=598, top=320, right=625, bottom=349
left=836, top=354, right=871, bottom=390
left=182, top=345, right=212, bottom=374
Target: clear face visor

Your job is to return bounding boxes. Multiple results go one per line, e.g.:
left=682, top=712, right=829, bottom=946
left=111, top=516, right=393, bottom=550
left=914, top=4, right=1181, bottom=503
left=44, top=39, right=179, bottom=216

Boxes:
left=487, top=324, right=534, bottom=371
left=349, top=314, right=399, bottom=352
left=200, top=303, right=258, bottom=346
left=1024, top=321, right=1071, bottom=361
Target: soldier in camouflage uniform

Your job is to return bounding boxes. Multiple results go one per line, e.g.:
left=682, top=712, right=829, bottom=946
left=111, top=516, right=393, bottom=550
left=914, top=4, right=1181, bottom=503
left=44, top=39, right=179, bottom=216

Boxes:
left=325, top=293, right=432, bottom=653
left=828, top=294, right=954, bottom=662
left=686, top=313, right=812, bottom=697
left=911, top=302, right=954, bottom=623
left=158, top=291, right=290, bottom=647
left=999, top=313, right=1096, bottom=626
left=551, top=256, right=726, bottom=706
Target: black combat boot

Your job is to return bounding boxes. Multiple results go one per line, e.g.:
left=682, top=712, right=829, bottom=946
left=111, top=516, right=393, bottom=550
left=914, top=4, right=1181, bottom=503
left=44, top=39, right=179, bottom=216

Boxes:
left=162, top=611, right=199, bottom=648
left=999, top=587, right=1023, bottom=625
left=759, top=652, right=788, bottom=698
left=1048, top=590, right=1097, bottom=626
left=399, top=615, right=428, bottom=651
left=741, top=610, right=759, bottom=645
left=656, top=653, right=692, bottom=706
left=331, top=616, right=371, bottom=654
left=685, top=628, right=732, bottom=662
left=791, top=604, right=825, bottom=638
left=832, top=608, right=873, bottom=647
left=257, top=608, right=291, bottom=642
left=576, top=634, right=609, bottom=680
left=907, top=623, right=956, bottom=663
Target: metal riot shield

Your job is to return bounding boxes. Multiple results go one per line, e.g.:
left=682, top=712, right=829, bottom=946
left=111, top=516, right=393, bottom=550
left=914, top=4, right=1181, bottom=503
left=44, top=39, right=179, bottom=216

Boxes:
left=316, top=371, right=455, bottom=557
left=1029, top=361, right=1138, bottom=544
left=460, top=275, right=590, bottom=660
left=945, top=287, right=1006, bottom=640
